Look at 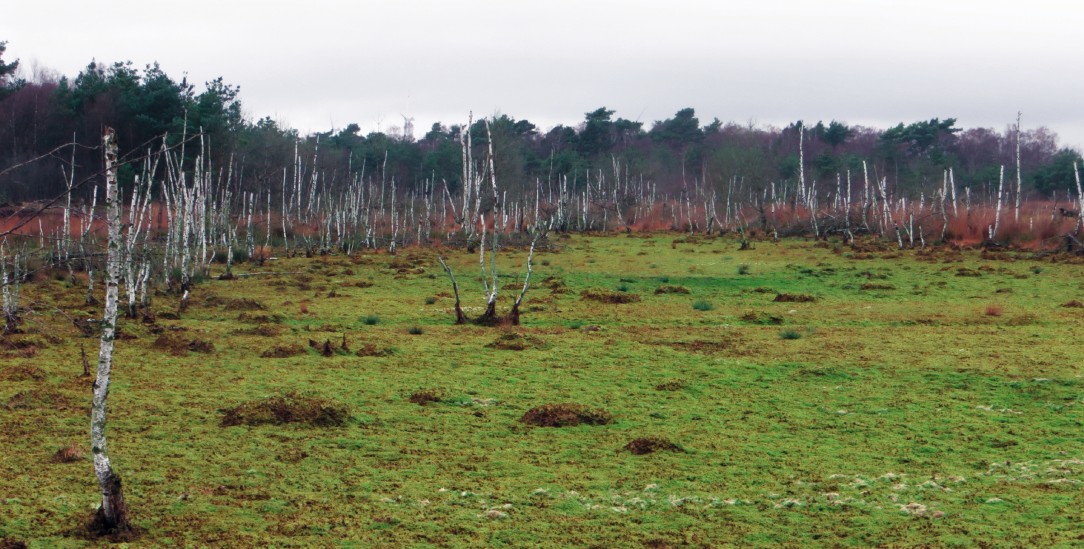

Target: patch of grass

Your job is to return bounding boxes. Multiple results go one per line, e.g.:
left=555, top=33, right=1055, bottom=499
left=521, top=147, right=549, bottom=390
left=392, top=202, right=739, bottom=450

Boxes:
left=737, top=264, right=751, bottom=275
left=407, top=326, right=424, bottom=335
left=362, top=315, right=380, bottom=325
left=779, top=329, right=803, bottom=340
left=692, top=299, right=714, bottom=311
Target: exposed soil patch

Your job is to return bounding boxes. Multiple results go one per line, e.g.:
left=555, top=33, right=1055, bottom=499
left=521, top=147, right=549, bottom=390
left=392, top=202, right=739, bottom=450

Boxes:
left=581, top=288, right=641, bottom=304
left=0, top=364, right=45, bottom=382
left=486, top=332, right=547, bottom=351
left=408, top=388, right=446, bottom=406
left=774, top=293, right=816, bottom=303
left=662, top=338, right=741, bottom=354
left=152, top=333, right=215, bottom=356
left=654, top=379, right=686, bottom=391
left=625, top=437, right=683, bottom=455
left=0, top=538, right=28, bottom=549
left=520, top=403, right=614, bottom=427
left=654, top=284, right=690, bottom=295
left=5, top=389, right=73, bottom=411
left=542, top=276, right=567, bottom=294
left=260, top=344, right=307, bottom=358
left=216, top=297, right=266, bottom=311
left=739, top=311, right=784, bottom=325
left=1061, top=300, right=1084, bottom=308
left=233, top=324, right=283, bottom=337
left=221, top=392, right=351, bottom=427
left=860, top=283, right=895, bottom=291
left=355, top=344, right=394, bottom=357
left=237, top=312, right=283, bottom=324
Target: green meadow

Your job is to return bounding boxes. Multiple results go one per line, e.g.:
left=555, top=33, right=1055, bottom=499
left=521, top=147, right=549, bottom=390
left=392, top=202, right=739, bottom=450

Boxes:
left=3, top=234, right=1084, bottom=547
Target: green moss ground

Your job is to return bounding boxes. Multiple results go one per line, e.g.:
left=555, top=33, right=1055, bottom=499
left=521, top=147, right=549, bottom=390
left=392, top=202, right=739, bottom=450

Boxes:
left=2, top=234, right=1083, bottom=546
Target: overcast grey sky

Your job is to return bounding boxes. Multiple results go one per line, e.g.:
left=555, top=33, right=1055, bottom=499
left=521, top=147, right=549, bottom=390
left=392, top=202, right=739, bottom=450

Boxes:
left=4, top=0, right=1082, bottom=148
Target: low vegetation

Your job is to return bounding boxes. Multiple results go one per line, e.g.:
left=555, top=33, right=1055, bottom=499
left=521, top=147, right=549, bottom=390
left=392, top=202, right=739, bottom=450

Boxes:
left=3, top=234, right=1084, bottom=546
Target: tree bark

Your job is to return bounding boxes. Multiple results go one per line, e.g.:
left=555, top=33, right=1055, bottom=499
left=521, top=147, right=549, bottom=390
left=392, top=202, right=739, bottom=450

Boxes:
left=89, top=127, right=132, bottom=536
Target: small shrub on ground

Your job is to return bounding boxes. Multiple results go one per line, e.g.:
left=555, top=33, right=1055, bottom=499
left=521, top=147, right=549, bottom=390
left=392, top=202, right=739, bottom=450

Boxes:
left=362, top=315, right=380, bottom=325
left=407, top=326, right=424, bottom=335
left=779, top=329, right=802, bottom=340
left=625, top=437, right=683, bottom=455
left=520, top=403, right=614, bottom=427
left=692, top=299, right=714, bottom=311
left=424, top=296, right=437, bottom=305
left=221, top=392, right=351, bottom=427
left=737, top=264, right=751, bottom=275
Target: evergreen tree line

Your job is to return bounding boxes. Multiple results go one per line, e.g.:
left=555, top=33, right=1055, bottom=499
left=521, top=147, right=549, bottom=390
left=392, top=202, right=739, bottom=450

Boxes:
left=1, top=42, right=1082, bottom=207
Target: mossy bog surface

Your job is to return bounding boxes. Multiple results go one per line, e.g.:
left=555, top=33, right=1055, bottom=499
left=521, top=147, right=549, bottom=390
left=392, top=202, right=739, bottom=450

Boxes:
left=2, top=235, right=1083, bottom=547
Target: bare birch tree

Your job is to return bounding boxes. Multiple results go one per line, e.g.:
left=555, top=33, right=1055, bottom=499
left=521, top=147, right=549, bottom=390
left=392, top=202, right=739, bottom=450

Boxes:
left=89, top=127, right=133, bottom=536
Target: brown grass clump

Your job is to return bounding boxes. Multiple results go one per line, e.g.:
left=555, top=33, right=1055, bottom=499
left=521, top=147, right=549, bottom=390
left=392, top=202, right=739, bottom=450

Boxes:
left=52, top=443, right=85, bottom=463
left=0, top=538, right=28, bottom=549
left=666, top=339, right=738, bottom=354
left=774, top=293, right=816, bottom=303
left=955, top=267, right=982, bottom=277
left=408, top=388, right=446, bottom=406
left=5, top=390, right=71, bottom=411
left=221, top=392, right=351, bottom=427
left=486, top=332, right=547, bottom=351
left=624, top=437, right=683, bottom=455
left=654, top=379, right=686, bottom=391
left=520, top=403, right=614, bottom=427
left=580, top=288, right=641, bottom=304
left=260, top=344, right=307, bottom=358
left=1061, top=300, right=1084, bottom=308
left=654, top=285, right=690, bottom=295
left=985, top=304, right=1004, bottom=317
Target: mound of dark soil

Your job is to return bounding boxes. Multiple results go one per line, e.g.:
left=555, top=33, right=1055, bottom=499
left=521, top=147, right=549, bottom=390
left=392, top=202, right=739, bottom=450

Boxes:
left=654, top=379, right=686, bottom=391
left=210, top=296, right=266, bottom=311
left=581, top=288, right=641, bottom=304
left=774, top=293, right=816, bottom=303
left=237, top=312, right=284, bottom=324
left=355, top=344, right=394, bottom=358
left=5, top=390, right=72, bottom=411
left=486, top=332, right=547, bottom=351
left=0, top=538, right=28, bottom=549
left=408, top=388, right=446, bottom=406
left=1061, top=300, right=1084, bottom=308
left=860, top=283, right=895, bottom=291
left=625, top=437, right=683, bottom=455
left=260, top=344, right=307, bottom=358
left=234, top=324, right=282, bottom=337
left=221, top=392, right=350, bottom=427
left=739, top=311, right=784, bottom=325
left=654, top=285, right=690, bottom=295
left=520, top=403, right=613, bottom=427
left=0, top=364, right=45, bottom=382
left=152, top=334, right=214, bottom=356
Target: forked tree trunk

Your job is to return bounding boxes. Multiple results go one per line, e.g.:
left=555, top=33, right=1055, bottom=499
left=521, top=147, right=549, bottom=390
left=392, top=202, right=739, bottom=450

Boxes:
left=89, top=127, right=132, bottom=536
